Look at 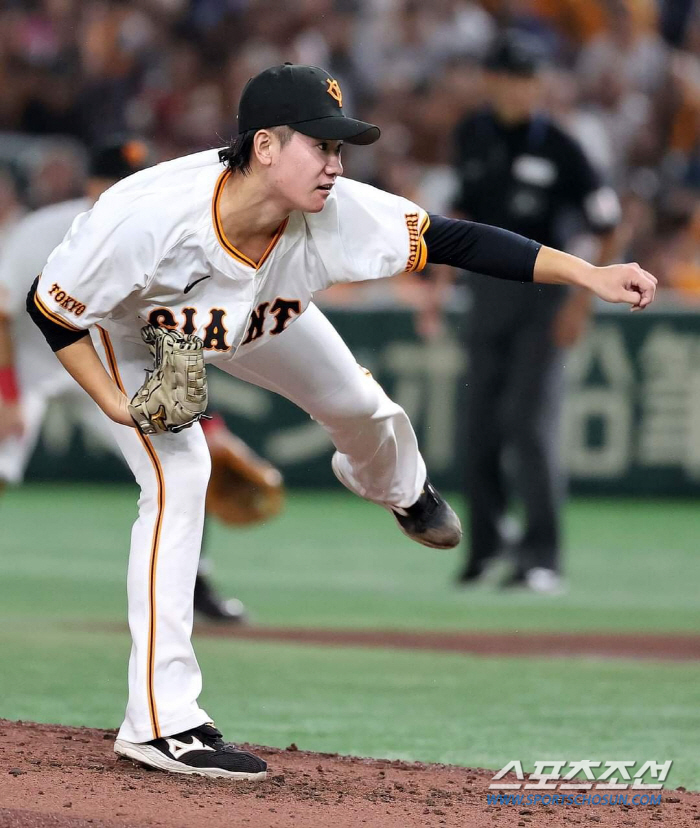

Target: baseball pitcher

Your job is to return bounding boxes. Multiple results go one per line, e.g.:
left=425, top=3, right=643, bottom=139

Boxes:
left=27, top=64, right=656, bottom=781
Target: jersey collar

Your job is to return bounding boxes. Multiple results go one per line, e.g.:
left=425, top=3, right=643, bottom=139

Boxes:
left=212, top=170, right=288, bottom=269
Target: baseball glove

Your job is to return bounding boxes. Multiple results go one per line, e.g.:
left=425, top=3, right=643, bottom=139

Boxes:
left=128, top=324, right=209, bottom=435
left=204, top=417, right=285, bottom=525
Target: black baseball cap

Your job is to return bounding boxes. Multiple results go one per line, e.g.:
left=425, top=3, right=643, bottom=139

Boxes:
left=484, top=31, right=546, bottom=77
left=237, top=64, right=380, bottom=145
left=89, top=138, right=151, bottom=180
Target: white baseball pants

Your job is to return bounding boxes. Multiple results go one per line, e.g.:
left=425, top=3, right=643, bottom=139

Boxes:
left=96, top=304, right=425, bottom=743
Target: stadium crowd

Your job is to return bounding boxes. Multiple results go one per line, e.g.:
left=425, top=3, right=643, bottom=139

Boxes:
left=0, top=0, right=698, bottom=295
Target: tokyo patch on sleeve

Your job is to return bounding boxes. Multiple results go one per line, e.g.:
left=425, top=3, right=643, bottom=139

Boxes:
left=34, top=200, right=156, bottom=332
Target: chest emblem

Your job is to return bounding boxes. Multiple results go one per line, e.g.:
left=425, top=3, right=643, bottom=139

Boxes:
left=147, top=297, right=302, bottom=352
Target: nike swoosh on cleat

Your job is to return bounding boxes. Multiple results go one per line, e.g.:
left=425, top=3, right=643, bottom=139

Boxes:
left=183, top=275, right=211, bottom=294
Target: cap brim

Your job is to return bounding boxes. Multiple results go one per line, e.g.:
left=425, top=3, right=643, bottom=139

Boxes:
left=292, top=116, right=380, bottom=145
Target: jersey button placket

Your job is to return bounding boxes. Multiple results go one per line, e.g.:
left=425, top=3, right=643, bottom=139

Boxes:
left=231, top=263, right=268, bottom=357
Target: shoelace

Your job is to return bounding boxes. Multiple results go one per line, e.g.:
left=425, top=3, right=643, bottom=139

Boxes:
left=192, top=725, right=246, bottom=753
left=393, top=485, right=439, bottom=518
left=191, top=724, right=226, bottom=750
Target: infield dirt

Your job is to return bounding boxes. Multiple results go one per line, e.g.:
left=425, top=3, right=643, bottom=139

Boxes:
left=1, top=720, right=698, bottom=828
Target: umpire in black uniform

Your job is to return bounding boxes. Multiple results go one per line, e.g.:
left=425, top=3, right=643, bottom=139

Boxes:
left=450, top=31, right=621, bottom=591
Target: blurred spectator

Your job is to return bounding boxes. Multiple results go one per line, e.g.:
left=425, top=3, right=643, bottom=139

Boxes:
left=659, top=0, right=697, bottom=48
left=577, top=1, right=667, bottom=97
left=645, top=193, right=700, bottom=299
left=355, top=0, right=493, bottom=95
left=18, top=59, right=86, bottom=140
left=665, top=48, right=700, bottom=189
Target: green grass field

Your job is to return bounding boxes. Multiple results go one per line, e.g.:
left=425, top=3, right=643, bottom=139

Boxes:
left=1, top=484, right=699, bottom=787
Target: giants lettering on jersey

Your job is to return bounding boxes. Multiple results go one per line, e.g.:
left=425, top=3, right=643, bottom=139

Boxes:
left=241, top=298, right=301, bottom=345
left=147, top=298, right=301, bottom=351
left=148, top=306, right=229, bottom=350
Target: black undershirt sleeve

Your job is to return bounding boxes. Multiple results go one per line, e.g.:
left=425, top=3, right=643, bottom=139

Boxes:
left=26, top=276, right=90, bottom=352
left=424, top=213, right=541, bottom=282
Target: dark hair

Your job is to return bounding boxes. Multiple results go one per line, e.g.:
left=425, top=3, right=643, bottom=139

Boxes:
left=218, top=126, right=294, bottom=175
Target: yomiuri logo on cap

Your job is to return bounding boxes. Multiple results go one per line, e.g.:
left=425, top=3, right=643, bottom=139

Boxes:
left=326, top=78, right=342, bottom=107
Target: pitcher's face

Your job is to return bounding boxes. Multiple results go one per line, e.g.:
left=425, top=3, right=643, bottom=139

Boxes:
left=269, top=131, right=343, bottom=213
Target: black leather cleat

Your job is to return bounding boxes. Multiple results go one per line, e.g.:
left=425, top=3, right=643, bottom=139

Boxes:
left=392, top=479, right=462, bottom=549
left=194, top=575, right=247, bottom=623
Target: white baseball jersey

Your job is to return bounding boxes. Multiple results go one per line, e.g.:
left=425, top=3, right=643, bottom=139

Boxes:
left=0, top=198, right=91, bottom=390
left=34, top=149, right=429, bottom=359
left=0, top=207, right=27, bottom=251
left=0, top=197, right=117, bottom=485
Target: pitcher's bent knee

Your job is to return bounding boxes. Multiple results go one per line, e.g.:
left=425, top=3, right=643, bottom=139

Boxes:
left=313, top=376, right=402, bottom=429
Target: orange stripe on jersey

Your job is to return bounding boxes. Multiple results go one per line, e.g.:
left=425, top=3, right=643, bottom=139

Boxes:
left=212, top=170, right=288, bottom=268
left=34, top=293, right=82, bottom=331
left=98, top=326, right=164, bottom=740
left=256, top=217, right=289, bottom=268
left=212, top=171, right=255, bottom=267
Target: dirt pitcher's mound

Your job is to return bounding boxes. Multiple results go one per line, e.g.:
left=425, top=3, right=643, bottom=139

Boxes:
left=0, top=720, right=697, bottom=828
